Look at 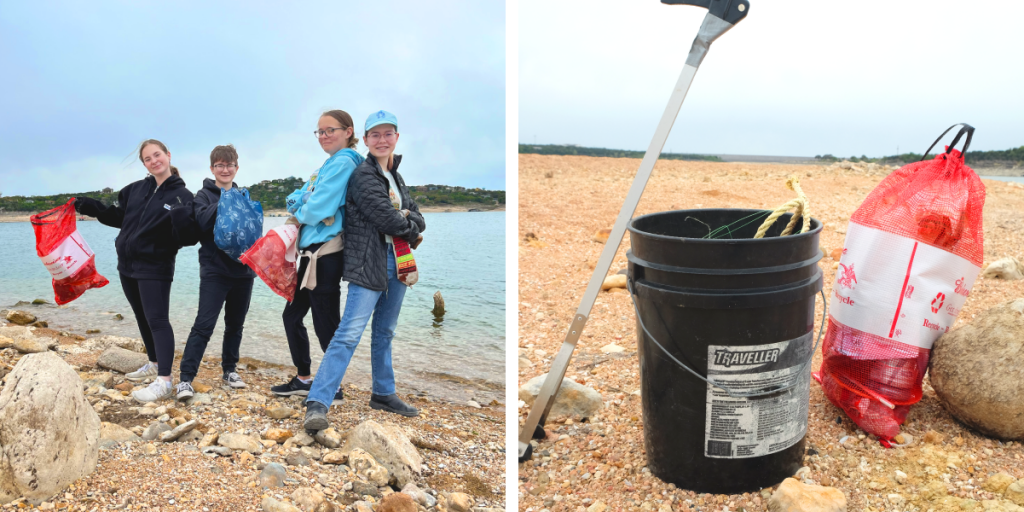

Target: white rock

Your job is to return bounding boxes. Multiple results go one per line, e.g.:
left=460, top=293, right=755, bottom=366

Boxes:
left=348, top=448, right=390, bottom=487
left=518, top=373, right=603, bottom=420
left=599, top=343, right=625, bottom=354
left=0, top=353, right=100, bottom=504
left=343, top=421, right=423, bottom=488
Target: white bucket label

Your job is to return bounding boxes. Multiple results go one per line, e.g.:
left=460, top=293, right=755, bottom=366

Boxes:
left=39, top=230, right=94, bottom=280
left=704, top=333, right=812, bottom=459
left=829, top=222, right=980, bottom=350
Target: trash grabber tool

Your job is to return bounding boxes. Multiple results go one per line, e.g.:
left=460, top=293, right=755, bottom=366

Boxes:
left=518, top=0, right=750, bottom=462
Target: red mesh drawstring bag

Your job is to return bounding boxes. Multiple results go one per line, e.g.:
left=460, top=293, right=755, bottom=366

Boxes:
left=240, top=224, right=299, bottom=302
left=30, top=198, right=109, bottom=304
left=813, top=124, right=985, bottom=441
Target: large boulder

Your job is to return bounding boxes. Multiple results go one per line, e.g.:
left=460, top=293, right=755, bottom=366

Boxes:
left=96, top=346, right=150, bottom=374
left=518, top=373, right=603, bottom=420
left=930, top=299, right=1024, bottom=439
left=343, top=421, right=422, bottom=488
left=0, top=352, right=101, bottom=505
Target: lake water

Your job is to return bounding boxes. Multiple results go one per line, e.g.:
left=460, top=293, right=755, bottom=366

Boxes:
left=980, top=175, right=1024, bottom=184
left=0, top=213, right=505, bottom=403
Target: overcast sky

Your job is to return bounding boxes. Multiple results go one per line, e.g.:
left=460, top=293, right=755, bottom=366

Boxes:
left=0, top=1, right=504, bottom=197
left=520, top=1, right=1024, bottom=158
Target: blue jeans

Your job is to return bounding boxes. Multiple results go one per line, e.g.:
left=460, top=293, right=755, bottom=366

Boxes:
left=308, top=247, right=407, bottom=407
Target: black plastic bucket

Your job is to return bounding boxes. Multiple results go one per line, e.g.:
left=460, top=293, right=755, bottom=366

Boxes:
left=627, top=208, right=823, bottom=494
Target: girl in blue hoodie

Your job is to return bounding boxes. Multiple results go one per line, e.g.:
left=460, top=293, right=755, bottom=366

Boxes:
left=270, top=110, right=364, bottom=403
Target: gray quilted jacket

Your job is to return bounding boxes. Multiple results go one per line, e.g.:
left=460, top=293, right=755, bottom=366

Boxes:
left=342, top=154, right=425, bottom=291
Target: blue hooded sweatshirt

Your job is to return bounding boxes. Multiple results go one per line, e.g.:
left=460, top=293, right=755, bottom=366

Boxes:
left=285, top=148, right=365, bottom=250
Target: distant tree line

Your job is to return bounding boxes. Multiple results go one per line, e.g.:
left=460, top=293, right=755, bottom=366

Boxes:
left=815, top=145, right=1024, bottom=165
left=519, top=144, right=721, bottom=162
left=0, top=178, right=504, bottom=213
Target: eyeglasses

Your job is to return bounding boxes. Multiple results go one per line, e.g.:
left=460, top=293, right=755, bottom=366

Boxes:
left=315, top=127, right=347, bottom=138
left=213, top=164, right=237, bottom=171
left=366, top=131, right=398, bottom=143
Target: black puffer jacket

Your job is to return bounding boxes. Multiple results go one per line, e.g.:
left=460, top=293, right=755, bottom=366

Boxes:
left=75, top=174, right=198, bottom=280
left=343, top=154, right=425, bottom=291
left=193, top=178, right=257, bottom=279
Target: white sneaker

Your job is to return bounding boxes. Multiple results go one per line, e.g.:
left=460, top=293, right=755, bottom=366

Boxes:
left=176, top=381, right=195, bottom=401
left=126, top=362, right=158, bottom=382
left=133, top=379, right=173, bottom=403
left=223, top=372, right=247, bottom=389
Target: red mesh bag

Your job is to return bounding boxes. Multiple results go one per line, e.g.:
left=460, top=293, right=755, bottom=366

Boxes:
left=813, top=124, right=985, bottom=441
left=240, top=224, right=299, bottom=302
left=30, top=198, right=109, bottom=305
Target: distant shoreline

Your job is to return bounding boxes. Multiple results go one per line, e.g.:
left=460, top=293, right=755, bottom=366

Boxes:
left=0, top=205, right=505, bottom=224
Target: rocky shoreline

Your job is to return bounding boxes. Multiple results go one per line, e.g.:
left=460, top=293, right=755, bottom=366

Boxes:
left=0, top=313, right=505, bottom=511
left=518, top=154, right=1024, bottom=512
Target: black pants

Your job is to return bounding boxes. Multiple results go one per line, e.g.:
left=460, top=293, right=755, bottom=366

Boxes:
left=179, top=275, right=254, bottom=382
left=282, top=249, right=344, bottom=376
left=119, top=274, right=174, bottom=377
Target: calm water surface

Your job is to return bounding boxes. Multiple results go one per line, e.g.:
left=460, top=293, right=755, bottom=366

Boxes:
left=0, top=213, right=505, bottom=402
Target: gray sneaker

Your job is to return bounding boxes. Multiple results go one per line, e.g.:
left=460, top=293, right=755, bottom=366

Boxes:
left=126, top=362, right=158, bottom=382
left=176, top=381, right=194, bottom=401
left=223, top=372, right=247, bottom=389
left=132, top=379, right=174, bottom=403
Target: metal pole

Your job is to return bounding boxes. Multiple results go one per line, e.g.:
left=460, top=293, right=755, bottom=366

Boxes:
left=518, top=2, right=749, bottom=461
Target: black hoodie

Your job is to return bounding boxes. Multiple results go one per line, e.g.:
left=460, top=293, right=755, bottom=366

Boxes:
left=193, top=178, right=257, bottom=279
left=76, top=174, right=199, bottom=280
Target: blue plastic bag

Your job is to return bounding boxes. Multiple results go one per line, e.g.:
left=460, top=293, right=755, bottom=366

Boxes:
left=214, top=187, right=264, bottom=260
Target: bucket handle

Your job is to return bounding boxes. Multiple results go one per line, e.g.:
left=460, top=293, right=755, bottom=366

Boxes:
left=627, top=279, right=826, bottom=399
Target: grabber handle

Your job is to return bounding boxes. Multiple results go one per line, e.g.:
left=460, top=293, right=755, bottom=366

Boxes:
left=662, top=0, right=750, bottom=24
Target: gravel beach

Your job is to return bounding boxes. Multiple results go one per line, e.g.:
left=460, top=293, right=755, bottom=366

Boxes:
left=517, top=154, right=1024, bottom=512
left=0, top=321, right=506, bottom=511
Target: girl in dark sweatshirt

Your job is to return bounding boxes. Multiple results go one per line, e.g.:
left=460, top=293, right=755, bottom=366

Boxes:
left=75, top=139, right=198, bottom=403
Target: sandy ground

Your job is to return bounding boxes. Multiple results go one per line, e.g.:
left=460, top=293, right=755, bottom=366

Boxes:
left=517, top=154, right=1024, bottom=512
left=0, top=321, right=506, bottom=511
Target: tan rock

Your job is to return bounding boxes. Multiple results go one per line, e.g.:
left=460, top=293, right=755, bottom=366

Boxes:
left=348, top=448, right=390, bottom=486
left=378, top=492, right=417, bottom=512
left=985, top=472, right=1017, bottom=494
left=266, top=406, right=296, bottom=419
left=519, top=373, right=602, bottom=421
left=923, top=430, right=944, bottom=444
left=314, top=428, right=343, bottom=449
left=930, top=299, right=1024, bottom=439
left=1007, top=481, right=1024, bottom=507
left=192, top=382, right=212, bottom=393
left=5, top=310, right=36, bottom=325
left=592, top=228, right=611, bottom=243
left=322, top=450, right=348, bottom=465
left=198, top=431, right=219, bottom=448
left=768, top=478, right=846, bottom=512
left=982, top=257, right=1024, bottom=280
left=264, top=428, right=294, bottom=443
left=291, top=487, right=325, bottom=512
left=13, top=336, right=51, bottom=354
left=601, top=274, right=627, bottom=291
left=261, top=497, right=302, bottom=512
left=218, top=432, right=262, bottom=454
left=449, top=492, right=474, bottom=512
left=0, top=336, right=12, bottom=349
left=587, top=502, right=608, bottom=512
left=100, top=422, right=139, bottom=444
left=921, top=480, right=948, bottom=500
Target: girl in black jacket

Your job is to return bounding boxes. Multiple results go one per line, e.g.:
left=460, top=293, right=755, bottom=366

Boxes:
left=75, top=139, right=198, bottom=403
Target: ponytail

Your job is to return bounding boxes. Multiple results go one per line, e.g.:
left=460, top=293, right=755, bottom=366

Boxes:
left=170, top=166, right=179, bottom=176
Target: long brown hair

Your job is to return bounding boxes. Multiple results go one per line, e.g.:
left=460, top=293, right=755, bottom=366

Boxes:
left=321, top=110, right=359, bottom=149
left=139, top=139, right=179, bottom=176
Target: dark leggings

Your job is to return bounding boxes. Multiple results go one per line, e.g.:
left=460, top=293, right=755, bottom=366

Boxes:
left=282, top=250, right=344, bottom=376
left=119, top=274, right=175, bottom=377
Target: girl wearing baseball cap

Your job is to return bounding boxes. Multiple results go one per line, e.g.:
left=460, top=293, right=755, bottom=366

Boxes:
left=304, top=110, right=426, bottom=428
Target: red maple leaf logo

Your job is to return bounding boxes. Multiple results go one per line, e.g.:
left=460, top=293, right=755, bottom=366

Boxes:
left=837, top=263, right=857, bottom=289
left=63, top=256, right=74, bottom=264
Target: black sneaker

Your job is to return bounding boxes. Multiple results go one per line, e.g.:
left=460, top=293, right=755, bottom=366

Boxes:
left=369, top=393, right=419, bottom=417
left=301, top=388, right=345, bottom=406
left=270, top=376, right=312, bottom=397
left=303, top=401, right=329, bottom=431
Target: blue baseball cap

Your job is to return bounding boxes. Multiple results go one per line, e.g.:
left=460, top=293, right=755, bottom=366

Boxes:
left=365, top=110, right=398, bottom=132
